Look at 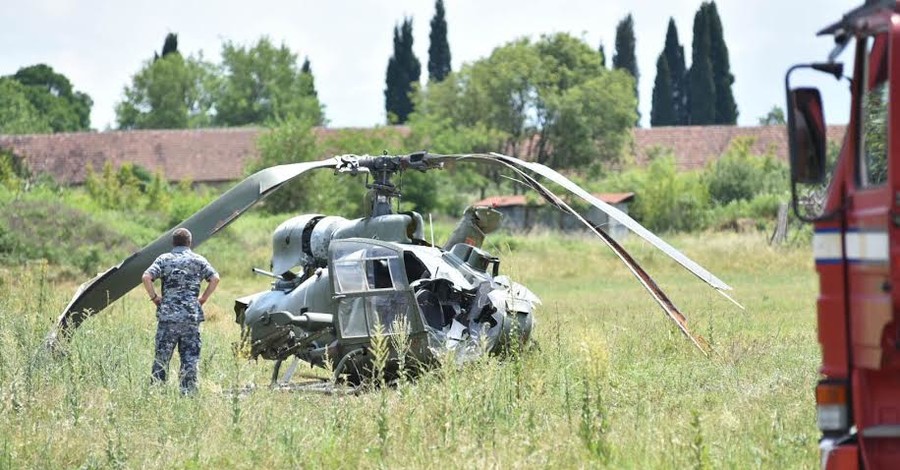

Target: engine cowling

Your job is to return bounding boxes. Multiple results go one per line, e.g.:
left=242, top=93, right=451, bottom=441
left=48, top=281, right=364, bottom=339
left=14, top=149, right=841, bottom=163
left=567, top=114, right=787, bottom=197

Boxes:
left=271, top=212, right=427, bottom=276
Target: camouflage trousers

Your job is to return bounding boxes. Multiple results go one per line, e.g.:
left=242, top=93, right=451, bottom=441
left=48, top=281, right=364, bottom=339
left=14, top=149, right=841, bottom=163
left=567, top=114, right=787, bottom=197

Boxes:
left=151, top=321, right=201, bottom=393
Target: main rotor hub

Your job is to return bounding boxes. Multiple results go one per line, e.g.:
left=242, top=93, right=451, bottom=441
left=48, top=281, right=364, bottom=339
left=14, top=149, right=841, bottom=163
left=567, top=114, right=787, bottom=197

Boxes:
left=336, top=152, right=440, bottom=217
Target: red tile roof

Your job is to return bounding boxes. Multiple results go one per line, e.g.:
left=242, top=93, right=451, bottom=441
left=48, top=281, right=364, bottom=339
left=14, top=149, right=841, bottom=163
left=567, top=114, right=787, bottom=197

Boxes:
left=0, top=128, right=263, bottom=184
left=0, top=126, right=404, bottom=184
left=595, top=192, right=634, bottom=204
left=473, top=195, right=528, bottom=207
left=0, top=124, right=848, bottom=184
left=632, top=124, right=847, bottom=170
left=474, top=192, right=633, bottom=207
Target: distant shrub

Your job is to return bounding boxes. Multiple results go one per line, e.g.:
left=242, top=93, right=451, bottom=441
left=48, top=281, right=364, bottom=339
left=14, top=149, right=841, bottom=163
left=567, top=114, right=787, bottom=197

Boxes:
left=0, top=151, right=27, bottom=191
left=84, top=161, right=173, bottom=216
left=603, top=150, right=709, bottom=233
left=709, top=193, right=783, bottom=231
left=0, top=199, right=137, bottom=272
left=705, top=137, right=788, bottom=206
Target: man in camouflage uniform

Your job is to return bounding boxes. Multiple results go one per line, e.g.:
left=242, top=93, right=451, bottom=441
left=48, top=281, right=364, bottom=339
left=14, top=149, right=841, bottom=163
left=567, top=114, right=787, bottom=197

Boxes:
left=141, top=228, right=219, bottom=394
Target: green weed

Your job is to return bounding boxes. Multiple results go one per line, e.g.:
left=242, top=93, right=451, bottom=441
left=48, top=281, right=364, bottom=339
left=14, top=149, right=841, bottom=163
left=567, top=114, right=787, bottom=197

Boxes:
left=0, top=230, right=819, bottom=468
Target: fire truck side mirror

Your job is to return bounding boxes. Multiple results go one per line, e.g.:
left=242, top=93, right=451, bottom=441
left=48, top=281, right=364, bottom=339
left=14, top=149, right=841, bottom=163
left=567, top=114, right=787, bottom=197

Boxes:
left=787, top=87, right=827, bottom=185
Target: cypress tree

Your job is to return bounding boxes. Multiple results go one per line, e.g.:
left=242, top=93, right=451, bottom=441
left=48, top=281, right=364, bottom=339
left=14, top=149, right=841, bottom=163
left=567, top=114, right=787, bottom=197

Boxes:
left=598, top=42, right=607, bottom=68
left=663, top=18, right=689, bottom=125
left=612, top=14, right=639, bottom=124
left=384, top=18, right=421, bottom=124
left=161, top=33, right=179, bottom=57
left=689, top=5, right=715, bottom=125
left=428, top=0, right=452, bottom=82
left=706, top=2, right=738, bottom=124
left=651, top=53, right=675, bottom=127
left=153, top=33, right=179, bottom=62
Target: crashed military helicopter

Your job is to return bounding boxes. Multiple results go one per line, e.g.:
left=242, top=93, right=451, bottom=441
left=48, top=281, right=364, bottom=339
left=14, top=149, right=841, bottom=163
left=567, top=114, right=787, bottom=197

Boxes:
left=48, top=151, right=735, bottom=387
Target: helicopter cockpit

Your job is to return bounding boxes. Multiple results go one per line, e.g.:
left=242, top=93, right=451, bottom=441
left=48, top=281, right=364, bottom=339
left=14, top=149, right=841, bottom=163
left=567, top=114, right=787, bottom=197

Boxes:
left=329, top=239, right=424, bottom=341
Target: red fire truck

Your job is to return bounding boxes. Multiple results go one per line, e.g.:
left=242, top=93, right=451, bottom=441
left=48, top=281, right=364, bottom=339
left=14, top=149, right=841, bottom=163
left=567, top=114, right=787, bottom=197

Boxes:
left=786, top=1, right=900, bottom=467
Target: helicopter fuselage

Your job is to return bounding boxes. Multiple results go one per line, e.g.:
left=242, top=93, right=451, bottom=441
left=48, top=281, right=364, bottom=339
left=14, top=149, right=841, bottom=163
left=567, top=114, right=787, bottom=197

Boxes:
left=235, top=210, right=538, bottom=384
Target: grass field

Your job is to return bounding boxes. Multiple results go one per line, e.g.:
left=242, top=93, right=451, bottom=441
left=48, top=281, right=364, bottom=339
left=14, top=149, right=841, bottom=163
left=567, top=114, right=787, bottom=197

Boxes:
left=0, top=220, right=820, bottom=468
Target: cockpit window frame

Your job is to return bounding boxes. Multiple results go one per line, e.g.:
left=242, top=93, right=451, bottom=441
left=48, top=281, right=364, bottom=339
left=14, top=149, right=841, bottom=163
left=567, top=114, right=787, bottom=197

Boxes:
left=329, top=239, right=423, bottom=339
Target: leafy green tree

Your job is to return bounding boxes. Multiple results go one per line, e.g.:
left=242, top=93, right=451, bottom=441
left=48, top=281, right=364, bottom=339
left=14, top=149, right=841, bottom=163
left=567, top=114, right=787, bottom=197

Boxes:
left=0, top=78, right=52, bottom=134
left=215, top=38, right=324, bottom=127
left=650, top=53, right=675, bottom=127
left=689, top=5, right=715, bottom=125
left=385, top=18, right=421, bottom=124
left=706, top=2, right=737, bottom=124
left=758, top=106, right=785, bottom=125
left=428, top=0, right=452, bottom=82
left=409, top=33, right=636, bottom=169
left=116, top=52, right=216, bottom=129
left=250, top=118, right=321, bottom=214
left=663, top=18, right=689, bottom=125
left=613, top=14, right=639, bottom=124
left=9, top=64, right=92, bottom=132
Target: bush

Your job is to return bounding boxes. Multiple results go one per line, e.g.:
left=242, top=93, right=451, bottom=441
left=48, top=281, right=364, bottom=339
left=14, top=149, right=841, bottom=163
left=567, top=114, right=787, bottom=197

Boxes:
left=602, top=150, right=709, bottom=233
left=705, top=137, right=788, bottom=206
left=709, top=193, right=784, bottom=231
left=251, top=117, right=327, bottom=215
left=0, top=199, right=137, bottom=273
left=0, top=151, right=27, bottom=192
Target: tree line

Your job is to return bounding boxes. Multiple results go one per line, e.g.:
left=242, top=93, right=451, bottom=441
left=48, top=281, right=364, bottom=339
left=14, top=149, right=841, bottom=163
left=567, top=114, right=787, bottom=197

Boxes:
left=1, top=1, right=745, bottom=168
left=650, top=1, right=737, bottom=126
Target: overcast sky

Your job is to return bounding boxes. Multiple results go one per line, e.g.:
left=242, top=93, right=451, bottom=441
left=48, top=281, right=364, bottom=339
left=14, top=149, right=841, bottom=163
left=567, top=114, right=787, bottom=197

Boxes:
left=0, top=0, right=858, bottom=131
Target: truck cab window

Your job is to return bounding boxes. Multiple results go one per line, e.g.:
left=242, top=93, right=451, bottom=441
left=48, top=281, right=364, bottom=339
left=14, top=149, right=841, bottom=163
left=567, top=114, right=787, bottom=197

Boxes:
left=859, top=36, right=888, bottom=187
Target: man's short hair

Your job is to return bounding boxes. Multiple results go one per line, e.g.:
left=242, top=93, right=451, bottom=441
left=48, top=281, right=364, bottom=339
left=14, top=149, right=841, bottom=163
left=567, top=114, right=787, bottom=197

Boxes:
left=173, top=228, right=192, bottom=247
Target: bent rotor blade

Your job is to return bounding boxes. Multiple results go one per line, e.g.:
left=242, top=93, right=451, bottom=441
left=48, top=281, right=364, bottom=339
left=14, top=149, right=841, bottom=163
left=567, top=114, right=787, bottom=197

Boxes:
left=435, top=152, right=731, bottom=292
left=592, top=226, right=710, bottom=355
left=489, top=152, right=731, bottom=292
left=436, top=153, right=713, bottom=353
left=48, top=158, right=340, bottom=344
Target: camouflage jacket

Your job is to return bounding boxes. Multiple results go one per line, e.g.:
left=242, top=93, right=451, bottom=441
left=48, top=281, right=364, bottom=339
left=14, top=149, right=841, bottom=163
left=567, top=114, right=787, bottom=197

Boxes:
left=144, top=246, right=217, bottom=323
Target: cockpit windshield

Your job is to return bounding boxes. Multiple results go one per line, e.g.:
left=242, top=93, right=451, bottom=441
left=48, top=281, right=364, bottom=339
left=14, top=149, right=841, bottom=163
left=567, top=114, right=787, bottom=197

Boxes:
left=331, top=242, right=407, bottom=294
left=330, top=240, right=417, bottom=338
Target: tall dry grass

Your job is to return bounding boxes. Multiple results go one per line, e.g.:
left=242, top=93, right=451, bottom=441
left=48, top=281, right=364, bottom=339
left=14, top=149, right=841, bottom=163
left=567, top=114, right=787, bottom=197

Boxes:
left=0, top=227, right=819, bottom=468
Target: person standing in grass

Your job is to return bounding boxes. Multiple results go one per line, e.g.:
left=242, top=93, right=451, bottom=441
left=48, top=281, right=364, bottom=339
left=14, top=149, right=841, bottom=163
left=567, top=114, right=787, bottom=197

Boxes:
left=141, top=227, right=219, bottom=394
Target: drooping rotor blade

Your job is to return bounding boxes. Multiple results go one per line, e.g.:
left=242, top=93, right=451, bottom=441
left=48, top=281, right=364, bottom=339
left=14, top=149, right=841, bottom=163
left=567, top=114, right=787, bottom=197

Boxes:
left=432, top=152, right=731, bottom=292
left=495, top=163, right=711, bottom=354
left=494, top=153, right=731, bottom=291
left=491, top=152, right=732, bottom=291
left=591, top=226, right=711, bottom=355
left=429, top=153, right=714, bottom=353
left=48, top=158, right=341, bottom=345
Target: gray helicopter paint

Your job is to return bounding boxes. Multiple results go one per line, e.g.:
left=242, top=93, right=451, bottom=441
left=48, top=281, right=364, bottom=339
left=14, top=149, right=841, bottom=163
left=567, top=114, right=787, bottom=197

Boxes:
left=243, top=268, right=334, bottom=326
left=443, top=206, right=503, bottom=250
left=271, top=214, right=324, bottom=275
left=272, top=213, right=424, bottom=276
